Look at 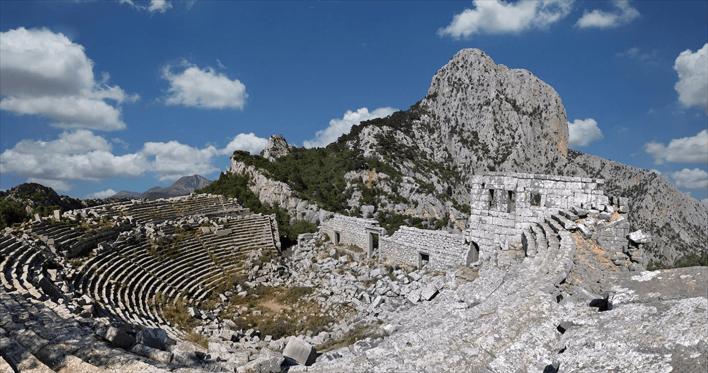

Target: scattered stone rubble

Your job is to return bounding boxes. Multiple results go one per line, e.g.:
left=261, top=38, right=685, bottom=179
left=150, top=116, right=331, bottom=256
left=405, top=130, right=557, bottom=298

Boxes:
left=0, top=176, right=704, bottom=372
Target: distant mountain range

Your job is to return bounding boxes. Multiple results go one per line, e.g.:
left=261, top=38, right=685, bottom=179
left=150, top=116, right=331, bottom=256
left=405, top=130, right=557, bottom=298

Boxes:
left=112, top=175, right=212, bottom=200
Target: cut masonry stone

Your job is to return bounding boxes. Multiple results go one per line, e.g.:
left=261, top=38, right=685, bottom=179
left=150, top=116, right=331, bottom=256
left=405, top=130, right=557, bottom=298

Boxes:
left=283, top=337, right=317, bottom=366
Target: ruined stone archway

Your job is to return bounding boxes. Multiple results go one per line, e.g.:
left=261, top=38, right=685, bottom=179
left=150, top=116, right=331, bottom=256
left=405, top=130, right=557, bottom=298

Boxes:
left=466, top=241, right=480, bottom=266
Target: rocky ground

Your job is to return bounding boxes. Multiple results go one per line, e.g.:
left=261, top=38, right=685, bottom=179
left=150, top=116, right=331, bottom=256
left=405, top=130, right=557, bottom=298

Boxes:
left=1, top=206, right=705, bottom=372
left=189, top=232, right=459, bottom=372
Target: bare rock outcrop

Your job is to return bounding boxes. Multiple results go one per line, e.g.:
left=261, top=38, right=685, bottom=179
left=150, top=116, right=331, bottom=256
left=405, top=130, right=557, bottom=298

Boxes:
left=261, top=135, right=292, bottom=161
left=424, top=48, right=569, bottom=158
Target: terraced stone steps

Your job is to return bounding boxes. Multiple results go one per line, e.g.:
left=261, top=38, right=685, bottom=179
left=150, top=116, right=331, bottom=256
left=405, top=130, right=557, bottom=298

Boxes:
left=99, top=194, right=248, bottom=225
left=72, top=214, right=279, bottom=333
left=0, top=235, right=53, bottom=302
left=0, top=290, right=167, bottom=372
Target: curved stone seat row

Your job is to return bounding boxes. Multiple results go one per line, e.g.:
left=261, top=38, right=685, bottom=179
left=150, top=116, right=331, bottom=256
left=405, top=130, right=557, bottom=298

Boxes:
left=0, top=234, right=48, bottom=300
left=105, top=194, right=247, bottom=224
left=29, top=221, right=85, bottom=250
left=0, top=287, right=167, bottom=372
left=72, top=214, right=279, bottom=333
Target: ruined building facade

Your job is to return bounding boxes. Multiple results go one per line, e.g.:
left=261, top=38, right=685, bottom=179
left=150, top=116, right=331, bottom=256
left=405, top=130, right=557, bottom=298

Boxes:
left=466, top=172, right=629, bottom=266
left=321, top=172, right=634, bottom=270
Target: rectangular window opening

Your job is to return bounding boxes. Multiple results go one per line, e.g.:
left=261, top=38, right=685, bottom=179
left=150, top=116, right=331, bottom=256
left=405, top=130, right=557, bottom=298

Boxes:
left=530, top=192, right=542, bottom=207
left=507, top=190, right=516, bottom=213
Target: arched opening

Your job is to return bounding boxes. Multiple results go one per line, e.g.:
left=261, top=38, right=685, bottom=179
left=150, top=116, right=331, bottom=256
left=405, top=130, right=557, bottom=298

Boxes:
left=466, top=241, right=480, bottom=266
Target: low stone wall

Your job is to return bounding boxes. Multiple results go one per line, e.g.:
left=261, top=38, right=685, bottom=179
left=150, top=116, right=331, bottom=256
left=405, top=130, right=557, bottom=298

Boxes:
left=320, top=215, right=384, bottom=253
left=467, top=172, right=612, bottom=262
left=380, top=226, right=469, bottom=270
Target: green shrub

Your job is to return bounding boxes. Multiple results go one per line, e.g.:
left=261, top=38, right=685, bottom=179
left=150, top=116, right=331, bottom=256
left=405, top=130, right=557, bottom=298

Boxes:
left=0, top=198, right=29, bottom=229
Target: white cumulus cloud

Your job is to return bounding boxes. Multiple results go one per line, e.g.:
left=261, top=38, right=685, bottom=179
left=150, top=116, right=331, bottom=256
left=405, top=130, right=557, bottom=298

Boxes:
left=162, top=63, right=247, bottom=110
left=0, top=27, right=135, bottom=131
left=438, top=0, right=573, bottom=39
left=0, top=130, right=148, bottom=186
left=645, top=129, right=708, bottom=164
left=86, top=189, right=117, bottom=199
left=120, top=0, right=173, bottom=13
left=141, top=141, right=220, bottom=181
left=304, top=107, right=397, bottom=149
left=222, top=133, right=269, bottom=155
left=576, top=0, right=639, bottom=29
left=672, top=168, right=708, bottom=189
left=148, top=0, right=172, bottom=13
left=0, top=129, right=277, bottom=189
left=674, top=43, right=708, bottom=113
left=568, top=118, right=604, bottom=147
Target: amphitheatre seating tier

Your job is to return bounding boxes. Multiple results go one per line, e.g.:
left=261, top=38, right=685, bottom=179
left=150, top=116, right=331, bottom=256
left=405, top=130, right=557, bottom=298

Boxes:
left=96, top=194, right=249, bottom=224
left=0, top=288, right=165, bottom=372
left=0, top=234, right=51, bottom=301
left=73, top=213, right=279, bottom=333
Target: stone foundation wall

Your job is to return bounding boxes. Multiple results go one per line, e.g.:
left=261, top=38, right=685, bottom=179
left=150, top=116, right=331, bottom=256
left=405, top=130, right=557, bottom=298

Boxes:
left=320, top=215, right=384, bottom=251
left=380, top=226, right=469, bottom=270
left=467, top=172, right=611, bottom=262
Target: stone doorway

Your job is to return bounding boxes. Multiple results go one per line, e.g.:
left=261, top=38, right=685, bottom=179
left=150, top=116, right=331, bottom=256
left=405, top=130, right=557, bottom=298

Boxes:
left=466, top=242, right=480, bottom=266
left=368, top=232, right=379, bottom=257
left=419, top=252, right=430, bottom=268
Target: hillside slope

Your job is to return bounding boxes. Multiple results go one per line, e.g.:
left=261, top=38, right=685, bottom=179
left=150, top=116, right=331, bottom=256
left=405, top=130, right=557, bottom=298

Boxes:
left=0, top=183, right=87, bottom=228
left=218, top=48, right=707, bottom=266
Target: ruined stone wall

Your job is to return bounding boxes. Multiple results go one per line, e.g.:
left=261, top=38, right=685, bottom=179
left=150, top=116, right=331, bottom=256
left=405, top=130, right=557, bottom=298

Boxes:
left=380, top=226, right=469, bottom=270
left=467, top=172, right=611, bottom=262
left=320, top=214, right=383, bottom=250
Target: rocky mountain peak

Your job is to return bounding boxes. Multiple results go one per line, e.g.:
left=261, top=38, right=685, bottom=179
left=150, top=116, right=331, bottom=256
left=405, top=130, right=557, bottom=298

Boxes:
left=172, top=175, right=211, bottom=191
left=423, top=47, right=569, bottom=159
left=261, top=135, right=292, bottom=161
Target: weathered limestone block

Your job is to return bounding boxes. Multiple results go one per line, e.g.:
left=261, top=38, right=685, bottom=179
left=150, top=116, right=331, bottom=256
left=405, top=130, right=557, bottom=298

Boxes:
left=420, top=284, right=438, bottom=301
left=283, top=337, right=316, bottom=366
left=130, top=343, right=173, bottom=364
left=237, top=349, right=283, bottom=373
left=628, top=229, right=651, bottom=244
left=104, top=326, right=135, bottom=349
left=136, top=328, right=173, bottom=351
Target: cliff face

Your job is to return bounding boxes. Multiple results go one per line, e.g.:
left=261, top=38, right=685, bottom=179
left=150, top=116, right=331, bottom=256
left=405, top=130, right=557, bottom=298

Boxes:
left=563, top=152, right=708, bottom=264
left=228, top=48, right=707, bottom=265
left=424, top=49, right=568, bottom=159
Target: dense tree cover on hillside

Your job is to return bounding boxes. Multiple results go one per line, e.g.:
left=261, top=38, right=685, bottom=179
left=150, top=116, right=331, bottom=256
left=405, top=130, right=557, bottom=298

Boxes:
left=0, top=198, right=28, bottom=229
left=231, top=143, right=402, bottom=213
left=0, top=183, right=88, bottom=229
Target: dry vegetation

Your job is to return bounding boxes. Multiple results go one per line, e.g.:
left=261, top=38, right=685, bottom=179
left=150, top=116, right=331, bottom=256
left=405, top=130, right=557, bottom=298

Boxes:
left=317, top=321, right=384, bottom=352
left=219, top=285, right=339, bottom=340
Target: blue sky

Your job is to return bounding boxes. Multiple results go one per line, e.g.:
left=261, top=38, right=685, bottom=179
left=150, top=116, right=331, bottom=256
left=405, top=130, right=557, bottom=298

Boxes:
left=0, top=0, right=706, bottom=201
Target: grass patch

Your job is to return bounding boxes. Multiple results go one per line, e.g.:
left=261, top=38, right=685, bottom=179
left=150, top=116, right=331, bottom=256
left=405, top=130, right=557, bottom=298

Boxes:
left=220, top=285, right=334, bottom=340
left=160, top=296, right=198, bottom=330
left=185, top=329, right=208, bottom=349
left=648, top=251, right=708, bottom=270
left=317, top=322, right=384, bottom=352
